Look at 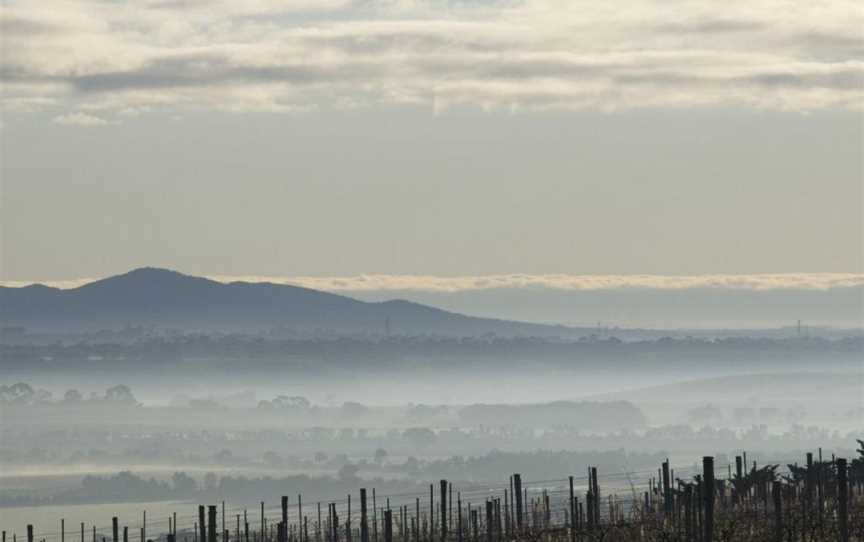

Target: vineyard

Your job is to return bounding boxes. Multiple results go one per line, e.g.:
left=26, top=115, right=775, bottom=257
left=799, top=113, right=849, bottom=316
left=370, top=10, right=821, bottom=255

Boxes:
left=7, top=444, right=864, bottom=542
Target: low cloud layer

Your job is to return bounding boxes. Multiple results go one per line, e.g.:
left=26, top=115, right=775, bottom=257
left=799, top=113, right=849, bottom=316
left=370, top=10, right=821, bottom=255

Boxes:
left=7, top=272, right=862, bottom=292
left=213, top=272, right=864, bottom=292
left=2, top=0, right=862, bottom=120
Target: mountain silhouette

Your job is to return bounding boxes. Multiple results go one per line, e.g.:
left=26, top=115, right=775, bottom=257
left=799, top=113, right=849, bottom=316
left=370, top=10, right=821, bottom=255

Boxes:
left=0, top=267, right=571, bottom=336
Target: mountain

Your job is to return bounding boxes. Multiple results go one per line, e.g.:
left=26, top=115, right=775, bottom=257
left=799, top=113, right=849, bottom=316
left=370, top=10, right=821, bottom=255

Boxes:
left=0, top=267, right=573, bottom=337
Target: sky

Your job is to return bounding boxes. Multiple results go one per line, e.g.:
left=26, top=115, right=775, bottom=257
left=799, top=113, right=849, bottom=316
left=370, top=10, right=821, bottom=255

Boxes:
left=1, top=0, right=862, bottom=324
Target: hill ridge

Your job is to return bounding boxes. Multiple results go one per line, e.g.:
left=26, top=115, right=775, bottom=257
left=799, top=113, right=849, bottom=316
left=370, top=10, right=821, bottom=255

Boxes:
left=0, top=267, right=571, bottom=337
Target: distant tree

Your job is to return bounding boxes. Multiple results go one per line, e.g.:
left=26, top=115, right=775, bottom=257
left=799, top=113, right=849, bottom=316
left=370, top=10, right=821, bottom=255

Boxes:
left=274, top=395, right=311, bottom=409
left=260, top=395, right=312, bottom=410
left=851, top=439, right=864, bottom=485
left=104, top=385, right=137, bottom=404
left=314, top=451, right=328, bottom=463
left=0, top=382, right=34, bottom=404
left=172, top=472, right=197, bottom=494
left=64, top=389, right=83, bottom=403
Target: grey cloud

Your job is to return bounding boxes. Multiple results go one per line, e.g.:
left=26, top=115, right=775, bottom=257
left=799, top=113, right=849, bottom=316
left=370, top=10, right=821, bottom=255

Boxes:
left=747, top=69, right=864, bottom=90
left=72, top=53, right=383, bottom=92
left=0, top=15, right=64, bottom=35
left=2, top=0, right=862, bottom=115
left=650, top=18, right=767, bottom=35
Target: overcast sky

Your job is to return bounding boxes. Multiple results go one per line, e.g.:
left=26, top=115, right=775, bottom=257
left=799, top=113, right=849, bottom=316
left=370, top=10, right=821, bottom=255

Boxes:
left=1, top=0, right=862, bottom=285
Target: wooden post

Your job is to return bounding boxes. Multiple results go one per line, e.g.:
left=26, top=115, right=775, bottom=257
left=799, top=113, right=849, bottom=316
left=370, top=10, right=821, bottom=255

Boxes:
left=772, top=481, right=782, bottom=542
left=27, top=526, right=33, bottom=542
left=544, top=493, right=550, bottom=527
left=506, top=478, right=513, bottom=535
left=734, top=456, right=742, bottom=506
left=838, top=458, right=849, bottom=542
left=817, top=448, right=824, bottom=528
left=429, top=485, right=434, bottom=540
left=372, top=490, right=378, bottom=542
left=496, top=500, right=502, bottom=542
left=209, top=506, right=218, bottom=542
left=81, top=524, right=85, bottom=542
left=512, top=475, right=522, bottom=532
left=347, top=495, right=352, bottom=542
left=805, top=452, right=814, bottom=529
left=449, top=484, right=453, bottom=533
left=662, top=461, right=671, bottom=517
left=282, top=497, right=289, bottom=542
left=112, top=518, right=119, bottom=542
left=484, top=502, right=492, bottom=542
left=471, top=511, right=477, bottom=542
left=590, top=468, right=599, bottom=527
left=123, top=527, right=128, bottom=542
left=440, top=480, right=447, bottom=541
left=703, top=457, right=714, bottom=542
left=361, top=489, right=369, bottom=542
left=683, top=486, right=692, bottom=541
left=457, top=494, right=463, bottom=542
left=500, top=496, right=512, bottom=538
left=586, top=491, right=593, bottom=532
left=567, top=477, right=575, bottom=542
left=383, top=512, right=392, bottom=542
left=200, top=507, right=207, bottom=542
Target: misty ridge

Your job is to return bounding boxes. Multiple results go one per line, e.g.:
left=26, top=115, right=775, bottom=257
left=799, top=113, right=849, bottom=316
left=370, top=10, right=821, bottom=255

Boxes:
left=1, top=268, right=861, bottom=382
left=4, top=267, right=862, bottom=339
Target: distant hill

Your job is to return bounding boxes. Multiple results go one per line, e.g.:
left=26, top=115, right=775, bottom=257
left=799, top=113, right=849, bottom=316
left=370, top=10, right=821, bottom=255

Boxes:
left=0, top=267, right=575, bottom=337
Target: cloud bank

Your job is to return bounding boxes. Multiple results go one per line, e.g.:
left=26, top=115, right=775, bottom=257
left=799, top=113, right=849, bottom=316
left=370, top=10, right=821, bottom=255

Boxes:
left=2, top=0, right=862, bottom=120
left=6, top=272, right=862, bottom=292
left=212, top=272, right=864, bottom=292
